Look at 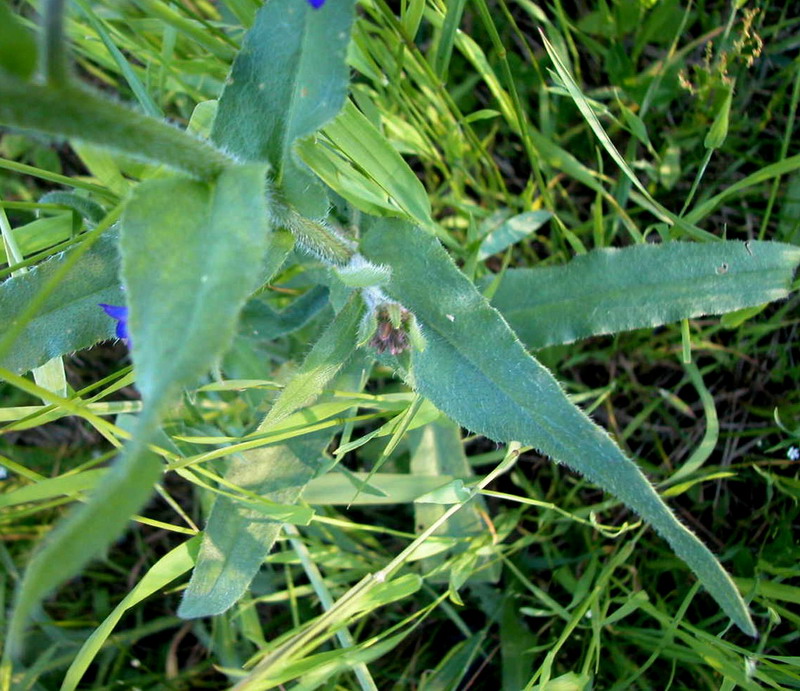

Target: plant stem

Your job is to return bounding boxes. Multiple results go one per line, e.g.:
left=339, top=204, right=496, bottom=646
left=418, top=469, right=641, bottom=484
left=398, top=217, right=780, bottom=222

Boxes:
left=41, top=0, right=69, bottom=84
left=0, top=75, right=233, bottom=180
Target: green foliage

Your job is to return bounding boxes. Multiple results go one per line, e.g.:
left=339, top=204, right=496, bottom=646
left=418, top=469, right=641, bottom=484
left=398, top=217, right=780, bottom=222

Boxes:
left=1, top=0, right=798, bottom=688
left=212, top=0, right=356, bottom=216
left=0, top=1, right=37, bottom=79
left=0, top=231, right=122, bottom=374
left=178, top=435, right=327, bottom=619
left=486, top=240, right=800, bottom=350
left=363, top=219, right=755, bottom=635
left=120, top=164, right=270, bottom=403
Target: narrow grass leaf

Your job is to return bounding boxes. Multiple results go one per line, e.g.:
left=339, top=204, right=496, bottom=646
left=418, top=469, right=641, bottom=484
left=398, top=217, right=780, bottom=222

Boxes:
left=0, top=231, right=122, bottom=375
left=303, top=472, right=465, bottom=505
left=259, top=295, right=361, bottom=429
left=433, top=0, right=468, bottom=79
left=0, top=469, right=105, bottom=509
left=540, top=33, right=656, bottom=209
left=361, top=219, right=756, bottom=636
left=478, top=210, right=551, bottom=260
left=667, top=362, right=719, bottom=484
left=0, top=2, right=36, bottom=79
left=61, top=536, right=201, bottom=691
left=684, top=154, right=800, bottom=226
left=73, top=0, right=163, bottom=118
left=409, top=420, right=493, bottom=578
left=0, top=213, right=73, bottom=264
left=418, top=631, right=487, bottom=691
left=320, top=101, right=434, bottom=229
left=484, top=240, right=800, bottom=349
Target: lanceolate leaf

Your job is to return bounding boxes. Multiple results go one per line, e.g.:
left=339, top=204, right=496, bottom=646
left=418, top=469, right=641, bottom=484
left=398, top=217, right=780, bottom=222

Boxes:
left=0, top=77, right=231, bottom=180
left=361, top=219, right=757, bottom=636
left=240, top=285, right=330, bottom=342
left=179, top=303, right=362, bottom=618
left=0, top=231, right=123, bottom=375
left=211, top=0, right=356, bottom=173
left=121, top=164, right=270, bottom=404
left=485, top=240, right=800, bottom=350
left=7, top=164, right=272, bottom=654
left=177, top=433, right=328, bottom=619
left=260, top=295, right=362, bottom=429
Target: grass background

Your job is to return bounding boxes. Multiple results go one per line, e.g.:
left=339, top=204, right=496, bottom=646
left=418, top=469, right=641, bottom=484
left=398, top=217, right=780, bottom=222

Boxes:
left=1, top=0, right=799, bottom=688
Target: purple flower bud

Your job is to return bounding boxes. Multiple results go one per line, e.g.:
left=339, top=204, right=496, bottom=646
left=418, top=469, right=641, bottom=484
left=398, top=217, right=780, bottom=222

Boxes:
left=99, top=303, right=129, bottom=344
left=369, top=305, right=412, bottom=356
left=307, top=0, right=325, bottom=8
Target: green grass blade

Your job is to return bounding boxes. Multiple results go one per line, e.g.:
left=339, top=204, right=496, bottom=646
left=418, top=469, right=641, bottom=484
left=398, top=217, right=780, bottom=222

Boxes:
left=61, top=536, right=201, bottom=691
left=72, top=0, right=163, bottom=118
left=0, top=2, right=37, bottom=79
left=303, top=472, right=465, bottom=505
left=433, top=0, right=468, bottom=79
left=0, top=469, right=105, bottom=510
left=0, top=213, right=73, bottom=265
left=319, top=101, right=434, bottom=229
left=361, top=219, right=756, bottom=636
left=684, top=154, right=800, bottom=226
left=409, top=420, right=493, bottom=578
left=485, top=240, right=800, bottom=349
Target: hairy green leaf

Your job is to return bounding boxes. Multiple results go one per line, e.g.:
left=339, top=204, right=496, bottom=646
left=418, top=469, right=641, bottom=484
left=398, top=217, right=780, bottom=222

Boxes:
left=260, top=295, right=361, bottom=428
left=0, top=76, right=231, bottom=180
left=211, top=0, right=355, bottom=173
left=485, top=240, right=800, bottom=349
left=6, top=416, right=163, bottom=657
left=361, top=219, right=756, bottom=636
left=0, top=231, right=122, bottom=375
left=240, top=285, right=330, bottom=342
left=177, top=434, right=328, bottom=619
left=121, top=164, right=270, bottom=404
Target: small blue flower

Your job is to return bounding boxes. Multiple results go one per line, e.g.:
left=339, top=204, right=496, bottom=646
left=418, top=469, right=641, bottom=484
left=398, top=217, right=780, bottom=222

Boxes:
left=99, top=303, right=129, bottom=344
left=307, top=0, right=325, bottom=8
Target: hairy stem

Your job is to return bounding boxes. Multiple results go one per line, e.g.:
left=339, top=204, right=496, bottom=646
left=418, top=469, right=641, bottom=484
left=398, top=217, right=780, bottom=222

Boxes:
left=0, top=74, right=233, bottom=180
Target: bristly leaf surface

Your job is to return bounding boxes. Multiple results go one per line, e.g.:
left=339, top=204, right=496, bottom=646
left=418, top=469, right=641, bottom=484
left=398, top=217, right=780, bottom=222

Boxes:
left=360, top=219, right=756, bottom=636
left=211, top=0, right=356, bottom=173
left=486, top=240, right=800, bottom=349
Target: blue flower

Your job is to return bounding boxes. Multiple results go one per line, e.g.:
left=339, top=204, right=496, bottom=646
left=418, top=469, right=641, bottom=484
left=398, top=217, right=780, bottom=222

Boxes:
left=307, top=0, right=325, bottom=8
left=99, top=303, right=129, bottom=344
